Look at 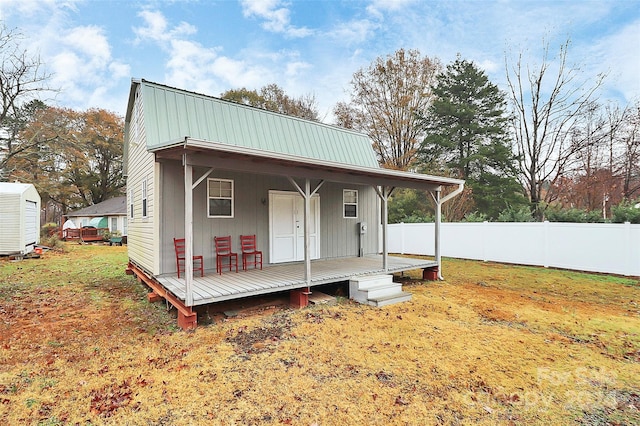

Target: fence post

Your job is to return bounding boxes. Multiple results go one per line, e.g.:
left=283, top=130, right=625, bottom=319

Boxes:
left=400, top=222, right=405, bottom=255
left=625, top=222, right=631, bottom=276
left=543, top=221, right=549, bottom=268
left=482, top=221, right=488, bottom=262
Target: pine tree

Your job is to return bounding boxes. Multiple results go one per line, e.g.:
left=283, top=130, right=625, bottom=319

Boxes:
left=419, top=56, right=528, bottom=219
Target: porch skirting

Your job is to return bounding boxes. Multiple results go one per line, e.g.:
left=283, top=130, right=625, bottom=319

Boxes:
left=155, top=255, right=436, bottom=306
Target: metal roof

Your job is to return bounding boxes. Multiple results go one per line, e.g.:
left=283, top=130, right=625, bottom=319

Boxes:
left=133, top=80, right=380, bottom=168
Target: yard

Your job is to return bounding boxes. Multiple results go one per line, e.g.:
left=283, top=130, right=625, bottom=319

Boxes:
left=0, top=244, right=638, bottom=425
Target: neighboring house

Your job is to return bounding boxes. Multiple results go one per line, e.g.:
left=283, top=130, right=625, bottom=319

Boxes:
left=64, top=196, right=127, bottom=241
left=0, top=182, right=40, bottom=256
left=124, top=79, right=464, bottom=329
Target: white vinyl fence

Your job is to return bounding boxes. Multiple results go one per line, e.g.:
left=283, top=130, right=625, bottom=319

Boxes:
left=388, top=222, right=640, bottom=276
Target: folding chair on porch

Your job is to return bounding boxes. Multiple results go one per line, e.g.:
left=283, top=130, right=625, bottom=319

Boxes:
left=214, top=235, right=238, bottom=274
left=173, top=238, right=204, bottom=279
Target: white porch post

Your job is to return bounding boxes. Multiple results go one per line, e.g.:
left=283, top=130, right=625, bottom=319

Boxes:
left=303, top=179, right=311, bottom=286
left=183, top=155, right=194, bottom=306
left=434, top=187, right=442, bottom=280
left=373, top=186, right=392, bottom=272
left=287, top=177, right=324, bottom=286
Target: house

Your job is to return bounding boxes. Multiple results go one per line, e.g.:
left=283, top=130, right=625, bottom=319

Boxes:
left=124, top=79, right=464, bottom=329
left=0, top=182, right=41, bottom=256
left=63, top=196, right=127, bottom=242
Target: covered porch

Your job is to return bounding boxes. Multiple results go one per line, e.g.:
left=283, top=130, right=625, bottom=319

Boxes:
left=155, top=254, right=437, bottom=306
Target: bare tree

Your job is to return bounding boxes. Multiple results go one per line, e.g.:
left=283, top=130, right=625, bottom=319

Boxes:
left=505, top=39, right=605, bottom=218
left=334, top=48, right=441, bottom=170
left=0, top=24, right=52, bottom=179
left=617, top=101, right=640, bottom=199
left=221, top=84, right=320, bottom=122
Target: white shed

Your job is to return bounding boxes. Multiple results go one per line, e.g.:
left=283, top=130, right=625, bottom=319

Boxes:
left=0, top=182, right=41, bottom=256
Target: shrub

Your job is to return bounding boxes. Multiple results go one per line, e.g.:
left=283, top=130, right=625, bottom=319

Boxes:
left=40, top=234, right=64, bottom=251
left=41, top=222, right=60, bottom=238
left=497, top=206, right=534, bottom=222
left=462, top=211, right=488, bottom=222
left=611, top=199, right=640, bottom=224
left=545, top=207, right=604, bottom=223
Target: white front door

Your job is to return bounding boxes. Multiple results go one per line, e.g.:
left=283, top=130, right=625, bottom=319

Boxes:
left=269, top=191, right=320, bottom=263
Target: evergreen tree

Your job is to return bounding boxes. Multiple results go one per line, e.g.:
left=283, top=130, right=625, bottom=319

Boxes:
left=419, top=56, right=528, bottom=219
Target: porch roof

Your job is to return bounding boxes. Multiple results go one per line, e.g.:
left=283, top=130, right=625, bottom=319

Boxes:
left=152, top=138, right=464, bottom=192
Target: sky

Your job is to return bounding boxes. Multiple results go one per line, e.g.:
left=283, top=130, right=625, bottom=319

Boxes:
left=0, top=0, right=638, bottom=122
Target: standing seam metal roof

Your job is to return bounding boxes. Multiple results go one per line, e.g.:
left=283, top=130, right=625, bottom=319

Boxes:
left=138, top=80, right=380, bottom=169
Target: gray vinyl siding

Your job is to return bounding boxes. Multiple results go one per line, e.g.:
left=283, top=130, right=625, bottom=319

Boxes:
left=158, top=161, right=380, bottom=275
left=126, top=85, right=159, bottom=274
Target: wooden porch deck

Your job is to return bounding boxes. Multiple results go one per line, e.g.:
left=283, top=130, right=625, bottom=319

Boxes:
left=156, top=255, right=437, bottom=306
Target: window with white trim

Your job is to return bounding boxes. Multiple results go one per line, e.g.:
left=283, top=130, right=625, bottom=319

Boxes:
left=343, top=189, right=358, bottom=218
left=208, top=178, right=234, bottom=218
left=142, top=179, right=148, bottom=218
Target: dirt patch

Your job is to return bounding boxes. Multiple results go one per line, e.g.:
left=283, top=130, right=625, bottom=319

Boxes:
left=225, top=312, right=294, bottom=358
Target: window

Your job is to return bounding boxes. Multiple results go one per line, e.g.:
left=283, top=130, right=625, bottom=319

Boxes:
left=111, top=217, right=118, bottom=232
left=142, top=179, right=148, bottom=218
left=129, top=188, right=134, bottom=219
left=343, top=189, right=358, bottom=218
left=208, top=178, right=234, bottom=218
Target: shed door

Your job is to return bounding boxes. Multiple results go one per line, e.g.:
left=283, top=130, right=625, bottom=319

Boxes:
left=24, top=201, right=38, bottom=246
left=269, top=191, right=320, bottom=263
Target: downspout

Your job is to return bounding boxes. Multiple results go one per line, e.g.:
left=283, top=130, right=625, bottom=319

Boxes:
left=433, top=182, right=464, bottom=280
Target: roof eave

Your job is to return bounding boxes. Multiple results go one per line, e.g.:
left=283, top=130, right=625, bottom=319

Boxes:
left=150, top=137, right=465, bottom=189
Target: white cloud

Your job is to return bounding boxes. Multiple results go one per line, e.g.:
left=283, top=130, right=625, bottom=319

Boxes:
left=588, top=19, right=640, bottom=103
left=366, top=0, right=417, bottom=19
left=327, top=19, right=377, bottom=45
left=239, top=0, right=313, bottom=38
left=0, top=0, right=131, bottom=113
left=134, top=9, right=197, bottom=43
left=132, top=9, right=282, bottom=96
left=285, top=60, right=311, bottom=77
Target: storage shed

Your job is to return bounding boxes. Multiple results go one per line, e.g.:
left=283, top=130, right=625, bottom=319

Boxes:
left=0, top=182, right=41, bottom=256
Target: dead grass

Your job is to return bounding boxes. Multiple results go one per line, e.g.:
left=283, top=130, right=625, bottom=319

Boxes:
left=0, top=244, right=638, bottom=425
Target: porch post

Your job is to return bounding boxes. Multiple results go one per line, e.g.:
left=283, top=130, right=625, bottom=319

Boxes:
left=373, top=186, right=391, bottom=272
left=381, top=189, right=388, bottom=272
left=434, top=187, right=442, bottom=280
left=287, top=177, right=323, bottom=287
left=303, top=178, right=311, bottom=286
left=183, top=156, right=194, bottom=307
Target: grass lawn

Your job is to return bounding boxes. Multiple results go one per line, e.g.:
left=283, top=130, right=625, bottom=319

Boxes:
left=1, top=243, right=638, bottom=425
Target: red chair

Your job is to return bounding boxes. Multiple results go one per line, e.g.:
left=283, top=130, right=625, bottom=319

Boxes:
left=214, top=236, right=238, bottom=274
left=173, top=238, right=204, bottom=279
left=240, top=235, right=263, bottom=270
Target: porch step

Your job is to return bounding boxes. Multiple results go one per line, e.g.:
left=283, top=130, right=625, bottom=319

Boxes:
left=349, top=274, right=412, bottom=307
left=367, top=291, right=413, bottom=307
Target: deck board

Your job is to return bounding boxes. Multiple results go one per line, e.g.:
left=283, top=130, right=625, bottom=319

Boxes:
left=155, top=255, right=436, bottom=306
